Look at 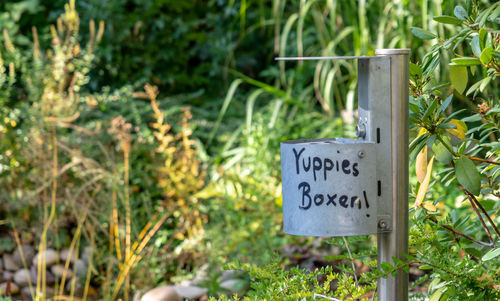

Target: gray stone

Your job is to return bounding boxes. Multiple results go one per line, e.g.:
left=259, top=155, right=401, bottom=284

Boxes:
left=22, top=286, right=54, bottom=300
left=0, top=281, right=20, bottom=295
left=190, top=264, right=209, bottom=285
left=29, top=265, right=55, bottom=285
left=51, top=264, right=73, bottom=278
left=21, top=286, right=32, bottom=300
left=60, top=249, right=77, bottom=264
left=74, top=259, right=87, bottom=278
left=65, top=278, right=83, bottom=295
left=13, top=245, right=35, bottom=267
left=141, top=286, right=182, bottom=301
left=179, top=279, right=194, bottom=287
left=172, top=285, right=208, bottom=300
left=410, top=267, right=425, bottom=277
left=3, top=254, right=19, bottom=271
left=32, top=248, right=59, bottom=267
left=219, top=279, right=248, bottom=295
left=81, top=246, right=93, bottom=263
left=1, top=272, right=13, bottom=282
left=13, top=269, right=30, bottom=286
left=133, top=290, right=143, bottom=301
left=219, top=270, right=238, bottom=283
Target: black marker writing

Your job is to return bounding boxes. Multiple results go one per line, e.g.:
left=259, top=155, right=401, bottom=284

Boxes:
left=298, top=182, right=311, bottom=210
left=293, top=147, right=305, bottom=174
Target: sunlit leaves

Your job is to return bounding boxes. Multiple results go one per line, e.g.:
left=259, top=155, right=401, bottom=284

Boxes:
left=479, top=47, right=493, bottom=64
left=415, top=156, right=435, bottom=208
left=450, top=57, right=481, bottom=66
left=447, top=119, right=467, bottom=140
left=416, top=146, right=427, bottom=183
left=478, top=28, right=491, bottom=49
left=482, top=248, right=500, bottom=261
left=449, top=65, right=468, bottom=94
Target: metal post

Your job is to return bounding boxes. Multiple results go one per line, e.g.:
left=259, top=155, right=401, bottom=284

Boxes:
left=375, top=49, right=410, bottom=301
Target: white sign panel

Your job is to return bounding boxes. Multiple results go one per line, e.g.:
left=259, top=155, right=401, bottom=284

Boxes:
left=281, top=138, right=377, bottom=236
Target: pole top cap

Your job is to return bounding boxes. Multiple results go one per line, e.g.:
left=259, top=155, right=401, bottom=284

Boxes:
left=375, top=48, right=411, bottom=56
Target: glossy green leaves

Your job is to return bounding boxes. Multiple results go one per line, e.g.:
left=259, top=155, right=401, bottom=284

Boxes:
left=454, top=157, right=481, bottom=195
left=411, top=27, right=436, bottom=40
left=433, top=15, right=463, bottom=25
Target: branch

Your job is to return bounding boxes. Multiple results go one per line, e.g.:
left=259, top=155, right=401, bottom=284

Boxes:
left=465, top=190, right=500, bottom=239
left=467, top=155, right=500, bottom=166
left=441, top=225, right=494, bottom=248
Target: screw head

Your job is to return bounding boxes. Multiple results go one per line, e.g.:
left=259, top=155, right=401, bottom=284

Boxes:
left=378, top=220, right=387, bottom=229
left=355, top=123, right=366, bottom=138
left=358, top=150, right=365, bottom=158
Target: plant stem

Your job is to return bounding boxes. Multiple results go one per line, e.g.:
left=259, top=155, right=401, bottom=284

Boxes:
left=441, top=225, right=494, bottom=247
left=342, top=236, right=358, bottom=287
left=467, top=155, right=500, bottom=166
left=436, top=134, right=457, bottom=156
left=436, top=134, right=500, bottom=165
left=465, top=191, right=500, bottom=239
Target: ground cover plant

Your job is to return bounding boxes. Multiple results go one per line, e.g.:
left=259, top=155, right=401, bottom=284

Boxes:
left=0, top=0, right=498, bottom=300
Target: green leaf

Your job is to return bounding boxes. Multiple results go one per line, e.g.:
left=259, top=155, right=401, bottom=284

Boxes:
left=449, top=65, right=468, bottom=94
left=409, top=62, right=423, bottom=78
left=411, top=27, right=437, bottom=40
left=466, top=79, right=484, bottom=96
left=482, top=247, right=500, bottom=261
left=433, top=15, right=463, bottom=25
left=480, top=47, right=493, bottom=64
left=470, top=36, right=481, bottom=57
left=454, top=5, right=468, bottom=21
left=489, top=5, right=500, bottom=22
left=438, top=95, right=453, bottom=114
left=479, top=76, right=492, bottom=93
left=454, top=157, right=481, bottom=195
left=423, top=98, right=439, bottom=121
left=419, top=265, right=433, bottom=270
left=430, top=286, right=447, bottom=301
left=433, top=138, right=453, bottom=164
left=478, top=28, right=491, bottom=49
left=464, top=247, right=482, bottom=258
left=380, top=262, right=393, bottom=273
left=450, top=57, right=481, bottom=66
left=477, top=3, right=499, bottom=27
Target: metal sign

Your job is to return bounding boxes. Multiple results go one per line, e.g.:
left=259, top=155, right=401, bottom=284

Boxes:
left=281, top=138, right=377, bottom=236
left=278, top=49, right=410, bottom=301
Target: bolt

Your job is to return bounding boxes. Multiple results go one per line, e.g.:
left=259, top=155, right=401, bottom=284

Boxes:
left=378, top=219, right=387, bottom=229
left=358, top=150, right=365, bottom=158
left=355, top=123, right=366, bottom=138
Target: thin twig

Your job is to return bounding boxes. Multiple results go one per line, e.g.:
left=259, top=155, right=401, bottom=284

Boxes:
left=313, top=293, right=342, bottom=301
left=342, top=236, right=359, bottom=286
left=441, top=225, right=494, bottom=247
left=467, top=155, right=500, bottom=165
left=466, top=190, right=500, bottom=239
left=467, top=193, right=495, bottom=247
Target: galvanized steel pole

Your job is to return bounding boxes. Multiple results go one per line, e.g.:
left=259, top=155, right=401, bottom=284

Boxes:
left=375, top=48, right=410, bottom=301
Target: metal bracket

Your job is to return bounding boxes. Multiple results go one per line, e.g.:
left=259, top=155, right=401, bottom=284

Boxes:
left=377, top=215, right=392, bottom=233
